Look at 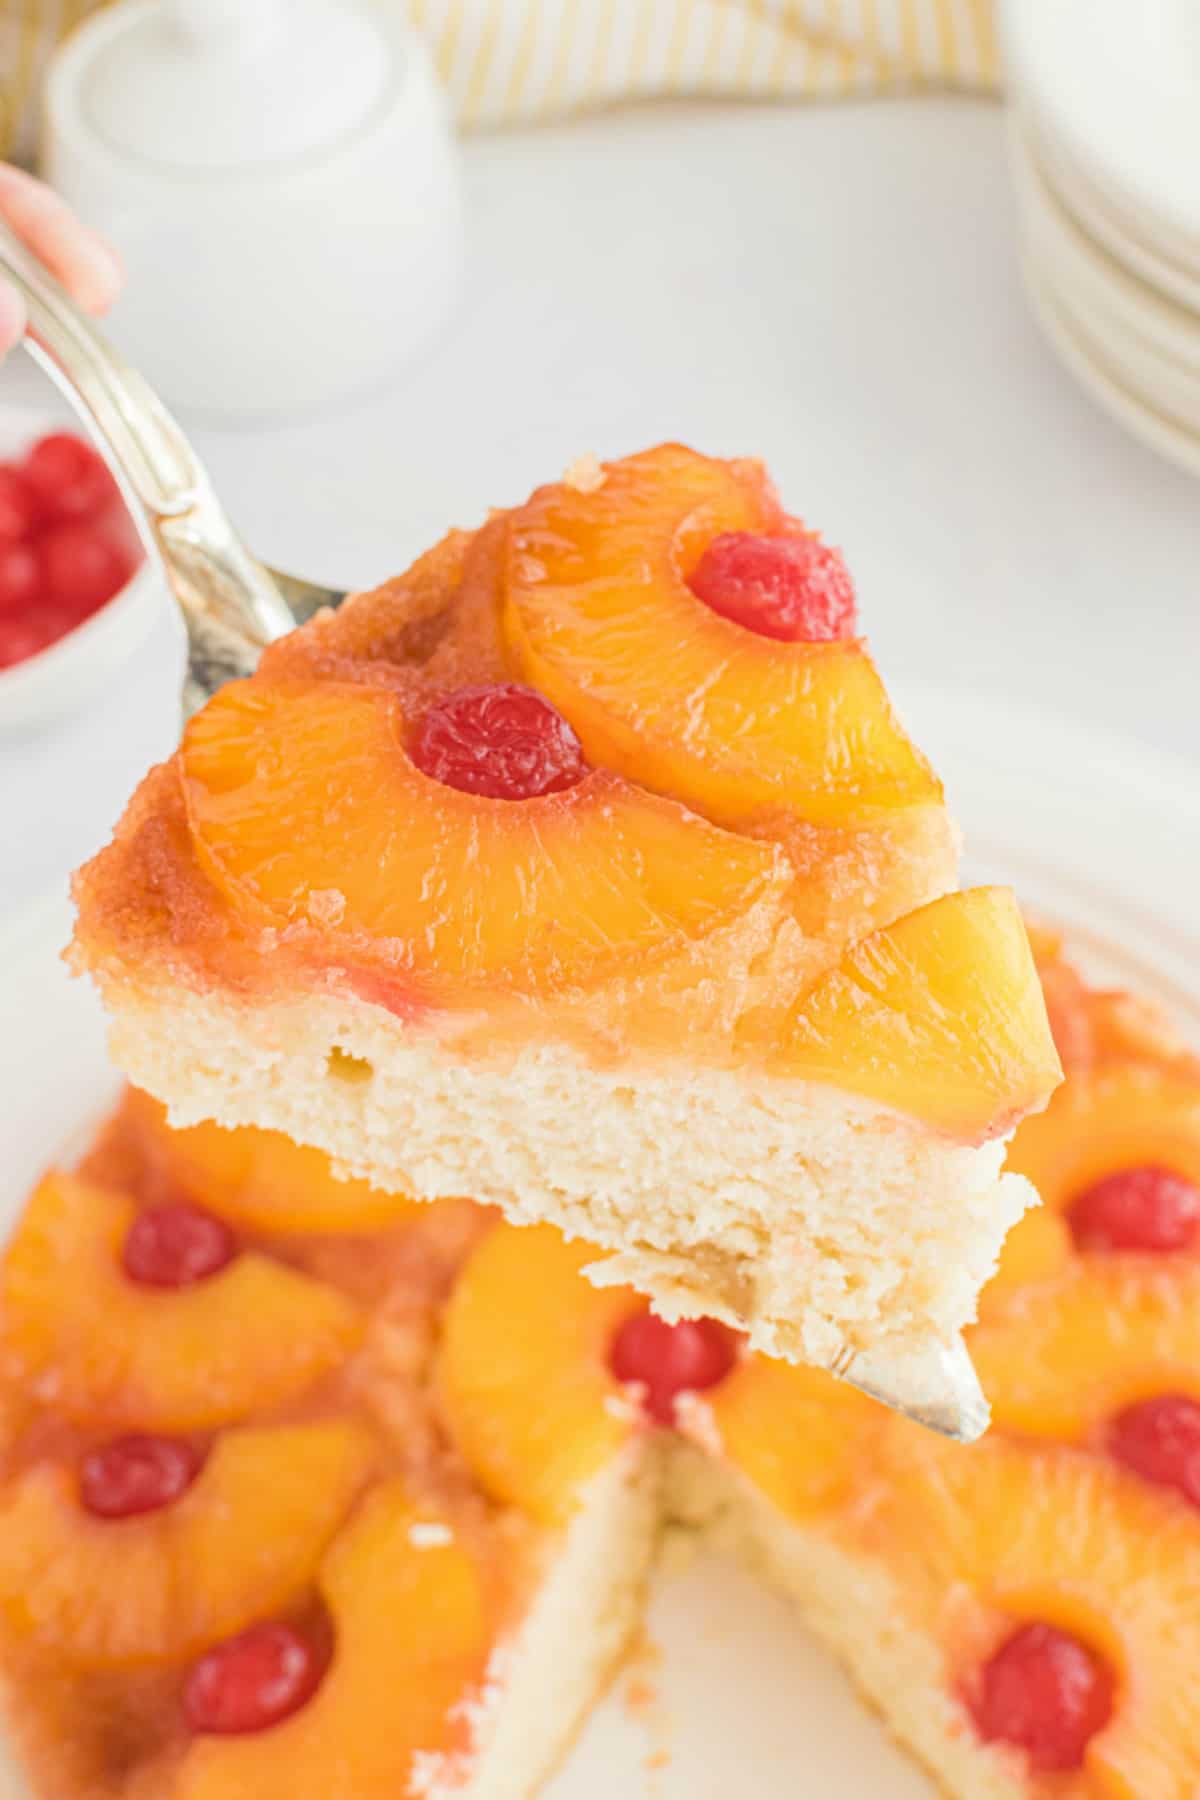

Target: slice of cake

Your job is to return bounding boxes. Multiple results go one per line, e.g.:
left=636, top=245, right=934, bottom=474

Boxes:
left=70, top=443, right=1061, bottom=1409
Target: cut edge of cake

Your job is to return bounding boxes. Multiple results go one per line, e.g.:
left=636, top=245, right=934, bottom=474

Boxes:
left=413, top=1438, right=1035, bottom=1800
left=420, top=1447, right=661, bottom=1800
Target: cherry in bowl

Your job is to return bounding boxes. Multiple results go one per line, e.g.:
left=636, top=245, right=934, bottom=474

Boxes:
left=0, top=429, right=141, bottom=674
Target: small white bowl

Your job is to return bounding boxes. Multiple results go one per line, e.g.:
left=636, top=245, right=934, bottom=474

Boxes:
left=0, top=403, right=163, bottom=735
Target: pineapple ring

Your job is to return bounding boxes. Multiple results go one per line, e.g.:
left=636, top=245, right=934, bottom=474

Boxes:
left=0, top=1174, right=363, bottom=1430
left=181, top=678, right=788, bottom=999
left=875, top=1430, right=1200, bottom=1800
left=502, top=443, right=943, bottom=830
left=0, top=1422, right=374, bottom=1667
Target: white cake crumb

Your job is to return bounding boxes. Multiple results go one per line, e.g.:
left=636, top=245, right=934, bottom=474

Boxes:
left=562, top=453, right=606, bottom=493
left=406, top=1644, right=513, bottom=1795
left=674, top=1391, right=724, bottom=1459
left=408, top=1520, right=455, bottom=1549
left=408, top=1749, right=461, bottom=1797
left=306, top=888, right=346, bottom=927
left=604, top=1389, right=645, bottom=1425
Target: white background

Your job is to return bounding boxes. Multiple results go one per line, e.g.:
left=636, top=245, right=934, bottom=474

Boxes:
left=2, top=94, right=1198, bottom=911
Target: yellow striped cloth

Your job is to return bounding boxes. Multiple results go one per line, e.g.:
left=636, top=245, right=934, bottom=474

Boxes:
left=2, top=0, right=1000, bottom=161
left=415, top=0, right=1000, bottom=127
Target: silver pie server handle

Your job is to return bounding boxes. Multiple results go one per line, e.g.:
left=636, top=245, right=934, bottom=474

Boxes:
left=0, top=219, right=343, bottom=717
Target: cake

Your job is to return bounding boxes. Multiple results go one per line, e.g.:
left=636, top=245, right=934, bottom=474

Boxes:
left=70, top=444, right=1060, bottom=1402
left=0, top=937, right=1196, bottom=1796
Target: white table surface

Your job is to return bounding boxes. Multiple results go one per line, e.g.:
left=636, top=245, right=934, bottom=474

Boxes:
left=2, top=95, right=1199, bottom=913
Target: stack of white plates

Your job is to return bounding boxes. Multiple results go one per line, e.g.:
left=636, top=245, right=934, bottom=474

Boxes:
left=1004, top=0, right=1200, bottom=477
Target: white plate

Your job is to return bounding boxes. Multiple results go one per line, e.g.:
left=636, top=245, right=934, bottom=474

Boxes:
left=1025, top=112, right=1200, bottom=319
left=1010, top=124, right=1200, bottom=383
left=1004, top=0, right=1200, bottom=257
left=1023, top=255, right=1200, bottom=484
left=2, top=688, right=1200, bottom=1798
left=1011, top=131, right=1200, bottom=460
left=1050, top=273, right=1200, bottom=448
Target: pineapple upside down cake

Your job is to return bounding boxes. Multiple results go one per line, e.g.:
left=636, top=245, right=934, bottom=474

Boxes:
left=71, top=443, right=1061, bottom=1385
left=0, top=939, right=1198, bottom=1797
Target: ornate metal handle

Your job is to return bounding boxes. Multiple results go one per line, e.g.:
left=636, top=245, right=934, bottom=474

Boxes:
left=0, top=219, right=295, bottom=711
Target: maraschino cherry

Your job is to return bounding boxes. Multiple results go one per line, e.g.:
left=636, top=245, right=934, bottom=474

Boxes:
left=412, top=683, right=587, bottom=800
left=1109, top=1394, right=1200, bottom=1506
left=969, top=1622, right=1114, bottom=1770
left=184, top=1621, right=325, bottom=1735
left=1067, top=1165, right=1200, bottom=1253
left=80, top=1434, right=204, bottom=1520
left=609, top=1311, right=738, bottom=1424
left=688, top=530, right=857, bottom=643
left=122, top=1203, right=236, bottom=1289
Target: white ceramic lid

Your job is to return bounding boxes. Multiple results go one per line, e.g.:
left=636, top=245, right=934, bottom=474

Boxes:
left=1004, top=0, right=1200, bottom=252
left=72, top=0, right=391, bottom=169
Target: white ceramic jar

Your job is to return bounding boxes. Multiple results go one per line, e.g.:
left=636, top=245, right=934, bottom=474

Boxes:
left=42, top=0, right=462, bottom=419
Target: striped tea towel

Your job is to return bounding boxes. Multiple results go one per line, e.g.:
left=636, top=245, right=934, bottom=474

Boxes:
left=2, top=0, right=1000, bottom=161
left=412, top=0, right=1000, bottom=126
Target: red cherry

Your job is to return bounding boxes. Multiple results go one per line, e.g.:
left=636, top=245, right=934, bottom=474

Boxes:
left=24, top=432, right=118, bottom=524
left=969, top=1622, right=1114, bottom=1770
left=122, top=1203, right=236, bottom=1289
left=1067, top=1165, right=1200, bottom=1253
left=609, top=1311, right=738, bottom=1424
left=1108, top=1394, right=1200, bottom=1505
left=0, top=597, right=91, bottom=667
left=0, top=541, right=39, bottom=618
left=38, top=522, right=133, bottom=619
left=0, top=466, right=39, bottom=542
left=412, top=683, right=587, bottom=800
left=80, top=1434, right=205, bottom=1520
left=0, top=613, right=51, bottom=669
left=688, top=530, right=858, bottom=643
left=184, top=1622, right=324, bottom=1736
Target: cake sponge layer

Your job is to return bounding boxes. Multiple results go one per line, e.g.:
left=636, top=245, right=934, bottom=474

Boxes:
left=104, top=978, right=1033, bottom=1381
left=440, top=1448, right=660, bottom=1800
